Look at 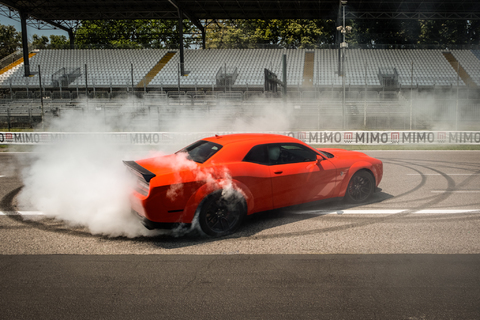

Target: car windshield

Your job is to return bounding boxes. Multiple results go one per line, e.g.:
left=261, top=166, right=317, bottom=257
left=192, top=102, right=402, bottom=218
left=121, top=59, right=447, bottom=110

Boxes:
left=177, top=140, right=223, bottom=163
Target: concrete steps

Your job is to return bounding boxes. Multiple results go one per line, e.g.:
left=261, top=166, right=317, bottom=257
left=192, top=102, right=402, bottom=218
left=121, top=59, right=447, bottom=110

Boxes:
left=302, top=51, right=315, bottom=87
left=136, top=51, right=176, bottom=87
left=443, top=52, right=477, bottom=88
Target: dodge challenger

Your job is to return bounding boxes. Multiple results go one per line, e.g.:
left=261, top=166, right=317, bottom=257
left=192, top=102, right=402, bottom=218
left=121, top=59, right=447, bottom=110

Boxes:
left=124, top=133, right=383, bottom=237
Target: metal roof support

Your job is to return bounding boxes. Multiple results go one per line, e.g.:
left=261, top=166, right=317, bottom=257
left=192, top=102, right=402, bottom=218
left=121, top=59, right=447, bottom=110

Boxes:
left=178, top=8, right=185, bottom=76
left=201, top=25, right=206, bottom=49
left=336, top=0, right=343, bottom=76
left=20, top=10, right=30, bottom=77
left=68, top=29, right=75, bottom=49
left=167, top=0, right=205, bottom=48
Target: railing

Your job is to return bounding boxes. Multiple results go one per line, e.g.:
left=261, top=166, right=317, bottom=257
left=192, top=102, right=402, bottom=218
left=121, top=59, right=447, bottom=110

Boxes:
left=1, top=89, right=479, bottom=131
left=378, top=67, right=399, bottom=88
left=215, top=66, right=238, bottom=88
left=51, top=67, right=82, bottom=87
left=0, top=50, right=24, bottom=70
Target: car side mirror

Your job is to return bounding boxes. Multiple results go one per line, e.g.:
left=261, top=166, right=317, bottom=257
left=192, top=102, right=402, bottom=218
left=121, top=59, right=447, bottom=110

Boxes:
left=316, top=154, right=324, bottom=163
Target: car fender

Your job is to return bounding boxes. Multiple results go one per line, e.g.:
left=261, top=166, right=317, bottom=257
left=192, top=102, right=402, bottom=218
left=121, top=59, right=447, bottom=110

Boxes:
left=181, top=179, right=254, bottom=223
left=338, top=161, right=376, bottom=197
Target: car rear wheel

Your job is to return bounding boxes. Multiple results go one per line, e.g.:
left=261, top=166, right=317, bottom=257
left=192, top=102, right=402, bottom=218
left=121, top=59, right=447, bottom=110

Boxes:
left=345, top=170, right=375, bottom=203
left=198, top=191, right=247, bottom=237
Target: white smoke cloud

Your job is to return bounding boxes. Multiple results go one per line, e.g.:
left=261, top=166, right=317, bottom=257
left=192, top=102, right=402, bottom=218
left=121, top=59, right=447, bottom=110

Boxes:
left=151, top=151, right=243, bottom=204
left=18, top=134, right=160, bottom=238
left=17, top=96, right=292, bottom=238
left=20, top=87, right=465, bottom=238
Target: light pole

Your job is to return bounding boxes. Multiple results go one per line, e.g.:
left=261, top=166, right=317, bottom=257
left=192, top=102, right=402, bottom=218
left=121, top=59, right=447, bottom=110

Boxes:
left=337, top=1, right=352, bottom=130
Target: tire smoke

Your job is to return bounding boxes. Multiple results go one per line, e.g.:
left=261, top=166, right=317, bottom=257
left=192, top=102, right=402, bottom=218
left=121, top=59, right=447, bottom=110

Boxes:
left=17, top=97, right=291, bottom=237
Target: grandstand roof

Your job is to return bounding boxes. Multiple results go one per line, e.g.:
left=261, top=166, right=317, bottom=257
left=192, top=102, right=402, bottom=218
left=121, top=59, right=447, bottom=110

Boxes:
left=2, top=0, right=480, bottom=22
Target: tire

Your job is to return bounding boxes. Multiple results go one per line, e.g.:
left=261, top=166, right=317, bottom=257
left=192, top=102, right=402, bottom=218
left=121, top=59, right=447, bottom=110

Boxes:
left=344, top=170, right=375, bottom=204
left=198, top=190, right=247, bottom=237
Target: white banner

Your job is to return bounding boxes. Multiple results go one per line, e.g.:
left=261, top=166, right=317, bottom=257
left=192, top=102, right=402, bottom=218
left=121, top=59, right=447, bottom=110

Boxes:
left=1, top=131, right=480, bottom=145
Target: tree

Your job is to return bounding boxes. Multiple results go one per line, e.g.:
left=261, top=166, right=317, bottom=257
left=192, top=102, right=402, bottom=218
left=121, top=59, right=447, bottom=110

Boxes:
left=74, top=19, right=196, bottom=49
left=205, top=19, right=335, bottom=49
left=205, top=20, right=259, bottom=49
left=49, top=35, right=70, bottom=49
left=346, top=19, right=480, bottom=47
left=0, top=24, right=22, bottom=60
left=418, top=20, right=473, bottom=45
left=32, top=34, right=49, bottom=49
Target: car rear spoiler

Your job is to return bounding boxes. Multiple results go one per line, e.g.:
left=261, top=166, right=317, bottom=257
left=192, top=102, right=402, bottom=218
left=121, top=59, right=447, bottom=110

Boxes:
left=123, top=161, right=156, bottom=183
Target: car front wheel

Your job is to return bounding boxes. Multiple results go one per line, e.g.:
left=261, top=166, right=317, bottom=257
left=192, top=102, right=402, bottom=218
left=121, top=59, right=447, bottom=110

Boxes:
left=198, top=190, right=247, bottom=237
left=345, top=170, right=375, bottom=204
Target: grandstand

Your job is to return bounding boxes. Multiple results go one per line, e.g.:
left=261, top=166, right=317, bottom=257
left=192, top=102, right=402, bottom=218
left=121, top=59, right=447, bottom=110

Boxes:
left=1, top=48, right=479, bottom=89
left=1, top=0, right=479, bottom=132
left=1, top=47, right=480, bottom=132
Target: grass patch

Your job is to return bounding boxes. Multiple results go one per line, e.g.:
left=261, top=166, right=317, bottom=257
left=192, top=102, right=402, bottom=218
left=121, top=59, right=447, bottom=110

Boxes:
left=0, top=145, right=36, bottom=152
left=0, top=128, right=35, bottom=132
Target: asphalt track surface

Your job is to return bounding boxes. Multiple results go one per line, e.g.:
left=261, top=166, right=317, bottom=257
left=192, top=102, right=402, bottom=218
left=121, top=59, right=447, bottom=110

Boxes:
left=1, top=151, right=480, bottom=319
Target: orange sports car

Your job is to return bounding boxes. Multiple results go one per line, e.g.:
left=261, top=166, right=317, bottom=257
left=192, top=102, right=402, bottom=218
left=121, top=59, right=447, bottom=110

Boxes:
left=124, top=134, right=383, bottom=237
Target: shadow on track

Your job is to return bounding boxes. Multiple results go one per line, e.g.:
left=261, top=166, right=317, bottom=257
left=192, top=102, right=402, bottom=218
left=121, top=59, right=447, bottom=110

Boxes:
left=1, top=185, right=395, bottom=250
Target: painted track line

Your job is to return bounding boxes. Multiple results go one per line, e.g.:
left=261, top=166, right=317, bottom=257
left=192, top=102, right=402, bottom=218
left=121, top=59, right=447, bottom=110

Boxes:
left=431, top=190, right=480, bottom=193
left=1, top=210, right=479, bottom=216
left=415, top=209, right=479, bottom=214
left=407, top=174, right=480, bottom=176
left=0, top=211, right=45, bottom=216
left=288, top=209, right=480, bottom=215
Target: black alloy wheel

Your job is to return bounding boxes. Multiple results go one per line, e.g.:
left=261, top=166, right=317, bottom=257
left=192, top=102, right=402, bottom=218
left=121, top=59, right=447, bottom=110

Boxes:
left=199, top=191, right=246, bottom=237
left=345, top=170, right=375, bottom=203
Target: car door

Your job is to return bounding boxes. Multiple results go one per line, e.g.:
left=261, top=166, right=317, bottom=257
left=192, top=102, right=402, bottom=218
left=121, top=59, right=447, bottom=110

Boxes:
left=238, top=144, right=274, bottom=213
left=267, top=143, right=337, bottom=209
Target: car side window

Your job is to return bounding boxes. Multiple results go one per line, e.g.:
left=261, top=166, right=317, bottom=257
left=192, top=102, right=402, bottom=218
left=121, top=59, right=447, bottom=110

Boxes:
left=243, top=144, right=269, bottom=165
left=268, top=143, right=317, bottom=165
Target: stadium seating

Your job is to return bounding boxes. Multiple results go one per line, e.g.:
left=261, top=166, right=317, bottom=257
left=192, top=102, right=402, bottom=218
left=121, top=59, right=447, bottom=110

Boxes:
left=2, top=48, right=479, bottom=89
left=451, top=50, right=480, bottom=86
left=472, top=50, right=480, bottom=61
left=313, top=49, right=464, bottom=87
left=150, top=49, right=305, bottom=87
left=0, top=49, right=170, bottom=88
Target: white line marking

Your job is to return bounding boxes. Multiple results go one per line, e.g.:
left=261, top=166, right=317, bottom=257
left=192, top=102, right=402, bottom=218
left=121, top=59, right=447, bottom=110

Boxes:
left=289, top=209, right=480, bottom=215
left=0, top=211, right=45, bottom=215
left=414, top=209, right=478, bottom=214
left=407, top=174, right=480, bottom=176
left=0, top=175, right=5, bottom=178
left=1, top=210, right=479, bottom=216
left=431, top=190, right=480, bottom=193
left=18, top=211, right=45, bottom=215
left=328, top=210, right=406, bottom=214
left=290, top=210, right=406, bottom=215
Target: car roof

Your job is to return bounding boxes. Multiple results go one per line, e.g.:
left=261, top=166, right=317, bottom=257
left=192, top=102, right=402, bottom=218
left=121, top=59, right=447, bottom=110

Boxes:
left=202, top=133, right=299, bottom=146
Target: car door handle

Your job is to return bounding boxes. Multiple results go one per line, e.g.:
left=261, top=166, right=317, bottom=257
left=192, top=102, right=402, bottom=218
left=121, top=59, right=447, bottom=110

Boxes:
left=274, top=171, right=283, bottom=174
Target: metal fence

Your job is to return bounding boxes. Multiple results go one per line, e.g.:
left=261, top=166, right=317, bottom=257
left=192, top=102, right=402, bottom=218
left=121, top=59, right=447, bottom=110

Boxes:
left=1, top=88, right=479, bottom=131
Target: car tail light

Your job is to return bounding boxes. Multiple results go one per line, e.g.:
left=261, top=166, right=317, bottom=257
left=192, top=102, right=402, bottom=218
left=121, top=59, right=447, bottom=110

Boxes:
left=123, top=161, right=156, bottom=197
left=136, top=179, right=150, bottom=196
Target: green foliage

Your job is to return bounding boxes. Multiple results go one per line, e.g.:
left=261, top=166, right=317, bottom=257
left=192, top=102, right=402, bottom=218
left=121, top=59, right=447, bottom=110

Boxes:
left=418, top=20, right=476, bottom=45
left=0, top=24, right=22, bottom=60
left=74, top=19, right=196, bottom=49
left=346, top=19, right=480, bottom=47
left=49, top=35, right=70, bottom=49
left=347, top=20, right=422, bottom=46
left=205, top=19, right=335, bottom=49
left=32, top=34, right=49, bottom=49
left=31, top=34, right=70, bottom=49
left=3, top=17, right=479, bottom=56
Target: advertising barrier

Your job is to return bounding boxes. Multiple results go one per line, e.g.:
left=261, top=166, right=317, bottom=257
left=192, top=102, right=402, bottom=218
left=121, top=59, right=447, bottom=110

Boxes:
left=1, top=131, right=480, bottom=145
